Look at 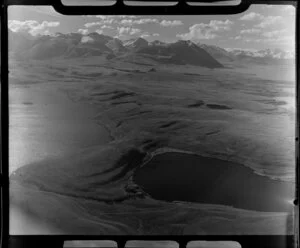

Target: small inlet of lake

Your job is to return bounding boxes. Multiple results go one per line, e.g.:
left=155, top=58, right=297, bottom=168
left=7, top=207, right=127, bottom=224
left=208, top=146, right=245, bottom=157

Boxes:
left=133, top=152, right=294, bottom=212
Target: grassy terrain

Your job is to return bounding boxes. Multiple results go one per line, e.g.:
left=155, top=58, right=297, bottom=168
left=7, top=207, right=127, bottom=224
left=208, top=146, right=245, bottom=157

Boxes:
left=9, top=57, right=295, bottom=235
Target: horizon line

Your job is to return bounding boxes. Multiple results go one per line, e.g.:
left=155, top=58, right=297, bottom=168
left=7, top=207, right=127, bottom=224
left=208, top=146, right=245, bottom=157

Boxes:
left=9, top=29, right=294, bottom=53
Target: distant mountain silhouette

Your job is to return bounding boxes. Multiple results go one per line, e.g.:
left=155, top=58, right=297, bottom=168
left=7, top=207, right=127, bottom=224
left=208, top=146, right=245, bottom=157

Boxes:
left=8, top=31, right=294, bottom=67
left=9, top=31, right=36, bottom=54
left=198, top=43, right=295, bottom=65
left=135, top=40, right=223, bottom=68
left=106, top=38, right=128, bottom=53
left=149, top=40, right=166, bottom=46
left=122, top=37, right=149, bottom=50
left=197, top=44, right=236, bottom=63
left=227, top=48, right=294, bottom=65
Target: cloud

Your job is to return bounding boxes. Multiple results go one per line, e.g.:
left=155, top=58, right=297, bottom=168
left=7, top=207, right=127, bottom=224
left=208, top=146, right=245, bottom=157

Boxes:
left=227, top=46, right=295, bottom=59
left=95, top=15, right=140, bottom=19
left=115, top=26, right=153, bottom=40
left=84, top=19, right=114, bottom=28
left=259, top=35, right=295, bottom=46
left=208, top=20, right=233, bottom=30
left=95, top=29, right=103, bottom=34
left=240, top=12, right=284, bottom=28
left=239, top=12, right=264, bottom=21
left=8, top=19, right=35, bottom=32
left=101, top=19, right=115, bottom=24
left=78, top=24, right=115, bottom=36
left=8, top=20, right=60, bottom=36
left=134, top=18, right=159, bottom=24
left=39, top=29, right=58, bottom=36
left=119, top=19, right=133, bottom=25
left=77, top=28, right=89, bottom=35
left=233, top=35, right=242, bottom=40
left=240, top=28, right=261, bottom=34
left=101, top=25, right=114, bottom=29
left=93, top=16, right=158, bottom=27
left=120, top=15, right=140, bottom=19
left=233, top=33, right=294, bottom=48
left=84, top=22, right=102, bottom=28
left=177, top=20, right=233, bottom=40
left=255, top=16, right=283, bottom=28
left=95, top=15, right=110, bottom=19
left=262, top=29, right=286, bottom=38
left=153, top=33, right=160, bottom=36
left=120, top=18, right=159, bottom=25
left=81, top=36, right=94, bottom=43
left=160, top=20, right=183, bottom=27
left=116, top=26, right=141, bottom=37
left=129, top=28, right=141, bottom=35
left=141, top=33, right=150, bottom=38
left=177, top=25, right=216, bottom=40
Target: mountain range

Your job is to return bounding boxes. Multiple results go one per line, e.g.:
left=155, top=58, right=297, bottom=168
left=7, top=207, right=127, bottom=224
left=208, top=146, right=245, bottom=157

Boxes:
left=9, top=31, right=294, bottom=68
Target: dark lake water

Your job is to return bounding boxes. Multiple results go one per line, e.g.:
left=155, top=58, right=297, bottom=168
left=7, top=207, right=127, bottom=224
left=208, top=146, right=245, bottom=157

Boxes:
left=133, top=152, right=294, bottom=212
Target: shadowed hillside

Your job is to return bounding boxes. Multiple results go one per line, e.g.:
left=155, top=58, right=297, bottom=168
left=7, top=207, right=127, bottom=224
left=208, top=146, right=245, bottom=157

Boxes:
left=135, top=40, right=224, bottom=68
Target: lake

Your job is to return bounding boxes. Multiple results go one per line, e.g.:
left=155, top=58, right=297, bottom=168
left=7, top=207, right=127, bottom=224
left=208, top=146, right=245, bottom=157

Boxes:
left=133, top=152, right=294, bottom=212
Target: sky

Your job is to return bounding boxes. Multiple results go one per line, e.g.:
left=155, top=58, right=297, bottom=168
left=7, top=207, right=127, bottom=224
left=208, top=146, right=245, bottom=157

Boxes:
left=8, top=4, right=295, bottom=51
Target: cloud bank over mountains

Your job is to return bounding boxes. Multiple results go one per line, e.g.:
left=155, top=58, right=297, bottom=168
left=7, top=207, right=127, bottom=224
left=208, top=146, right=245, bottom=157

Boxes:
left=8, top=20, right=60, bottom=36
left=8, top=4, right=295, bottom=50
left=177, top=20, right=233, bottom=40
left=7, top=4, right=295, bottom=62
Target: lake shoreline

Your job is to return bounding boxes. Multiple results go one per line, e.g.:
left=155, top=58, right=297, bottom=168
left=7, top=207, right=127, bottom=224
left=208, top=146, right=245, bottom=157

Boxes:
left=132, top=151, right=295, bottom=213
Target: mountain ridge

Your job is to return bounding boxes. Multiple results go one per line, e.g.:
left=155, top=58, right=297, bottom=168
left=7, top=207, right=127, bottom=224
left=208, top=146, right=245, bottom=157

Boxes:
left=8, top=30, right=294, bottom=67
